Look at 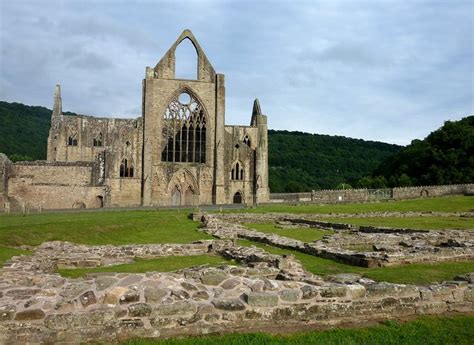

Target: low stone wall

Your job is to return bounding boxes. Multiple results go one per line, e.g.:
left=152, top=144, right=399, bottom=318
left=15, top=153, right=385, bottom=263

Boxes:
left=1, top=237, right=473, bottom=344
left=203, top=214, right=474, bottom=268
left=268, top=184, right=474, bottom=204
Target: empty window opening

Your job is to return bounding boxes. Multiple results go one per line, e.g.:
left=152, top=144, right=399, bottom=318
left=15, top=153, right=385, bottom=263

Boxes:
left=161, top=92, right=206, bottom=164
left=68, top=133, right=78, bottom=146
left=93, top=132, right=103, bottom=147
left=243, top=135, right=251, bottom=147
left=119, top=158, right=134, bottom=178
left=233, top=192, right=242, bottom=204
left=175, top=38, right=198, bottom=80
left=231, top=162, right=244, bottom=180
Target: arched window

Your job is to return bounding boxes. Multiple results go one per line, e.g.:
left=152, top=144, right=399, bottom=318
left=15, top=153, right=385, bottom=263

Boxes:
left=119, top=158, right=134, bottom=178
left=93, top=132, right=103, bottom=147
left=231, top=161, right=244, bottom=181
left=161, top=91, right=206, bottom=163
left=68, top=132, right=78, bottom=146
left=175, top=38, right=198, bottom=80
left=243, top=135, right=251, bottom=147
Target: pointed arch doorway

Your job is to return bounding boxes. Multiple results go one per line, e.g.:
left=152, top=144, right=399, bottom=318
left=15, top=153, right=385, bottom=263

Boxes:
left=184, top=187, right=194, bottom=206
left=233, top=192, right=242, bottom=204
left=171, top=186, right=181, bottom=206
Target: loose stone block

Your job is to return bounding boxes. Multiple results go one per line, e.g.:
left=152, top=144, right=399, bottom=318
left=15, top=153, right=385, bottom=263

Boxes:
left=192, top=291, right=209, bottom=300
left=120, top=289, right=140, bottom=304
left=144, top=287, right=168, bottom=303
left=200, top=272, right=227, bottom=286
left=14, top=309, right=45, bottom=321
left=320, top=285, right=347, bottom=298
left=346, top=284, right=366, bottom=299
left=245, top=293, right=279, bottom=307
left=212, top=298, right=246, bottom=311
left=95, top=276, right=118, bottom=291
left=221, top=278, right=241, bottom=290
left=128, top=303, right=152, bottom=317
left=278, top=289, right=300, bottom=302
left=301, top=285, right=319, bottom=299
left=153, top=302, right=196, bottom=316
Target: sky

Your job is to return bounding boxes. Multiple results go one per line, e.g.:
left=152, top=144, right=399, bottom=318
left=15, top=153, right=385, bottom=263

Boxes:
left=0, top=0, right=472, bottom=145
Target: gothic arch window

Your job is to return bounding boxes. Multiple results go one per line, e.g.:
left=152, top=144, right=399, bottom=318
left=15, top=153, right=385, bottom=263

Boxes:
left=231, top=161, right=244, bottom=181
left=243, top=135, right=251, bottom=147
left=175, top=38, right=198, bottom=80
left=93, top=132, right=103, bottom=147
left=68, top=132, right=78, bottom=146
left=119, top=158, right=134, bottom=178
left=161, top=91, right=206, bottom=164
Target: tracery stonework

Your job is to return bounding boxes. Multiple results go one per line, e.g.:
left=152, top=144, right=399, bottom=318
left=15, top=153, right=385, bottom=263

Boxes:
left=0, top=30, right=269, bottom=210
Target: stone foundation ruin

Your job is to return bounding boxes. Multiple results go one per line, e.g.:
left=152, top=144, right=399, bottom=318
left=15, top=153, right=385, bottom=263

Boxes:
left=0, top=213, right=473, bottom=344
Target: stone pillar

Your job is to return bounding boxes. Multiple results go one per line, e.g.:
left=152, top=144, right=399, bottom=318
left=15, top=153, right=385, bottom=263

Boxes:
left=213, top=73, right=226, bottom=204
left=47, top=85, right=63, bottom=162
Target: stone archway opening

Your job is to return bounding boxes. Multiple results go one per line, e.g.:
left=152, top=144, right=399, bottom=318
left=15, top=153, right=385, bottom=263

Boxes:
left=171, top=186, right=181, bottom=206
left=96, top=196, right=104, bottom=208
left=184, top=187, right=194, bottom=206
left=421, top=189, right=429, bottom=197
left=233, top=192, right=242, bottom=204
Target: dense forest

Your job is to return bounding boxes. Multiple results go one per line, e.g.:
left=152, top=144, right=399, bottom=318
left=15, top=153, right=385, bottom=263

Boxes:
left=4, top=102, right=471, bottom=193
left=369, top=116, right=474, bottom=188
left=268, top=130, right=401, bottom=192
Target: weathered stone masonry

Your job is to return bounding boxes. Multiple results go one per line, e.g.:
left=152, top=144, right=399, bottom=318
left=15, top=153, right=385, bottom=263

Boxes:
left=0, top=215, right=473, bottom=344
left=0, top=30, right=269, bottom=211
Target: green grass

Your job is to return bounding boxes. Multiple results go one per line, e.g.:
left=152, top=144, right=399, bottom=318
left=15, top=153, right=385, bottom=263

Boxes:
left=0, top=245, right=31, bottom=266
left=237, top=239, right=474, bottom=284
left=123, top=315, right=474, bottom=345
left=243, top=223, right=334, bottom=242
left=243, top=195, right=474, bottom=214
left=58, top=254, right=236, bottom=278
left=0, top=209, right=210, bottom=247
left=322, top=216, right=474, bottom=230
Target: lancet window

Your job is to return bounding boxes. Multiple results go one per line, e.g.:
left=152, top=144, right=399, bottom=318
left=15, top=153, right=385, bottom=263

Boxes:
left=93, top=132, right=103, bottom=147
left=161, top=92, right=206, bottom=163
left=231, top=161, right=244, bottom=181
left=68, top=132, right=78, bottom=146
left=119, top=158, right=134, bottom=178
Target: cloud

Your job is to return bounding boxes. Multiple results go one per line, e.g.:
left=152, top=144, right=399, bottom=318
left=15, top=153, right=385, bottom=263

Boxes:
left=0, top=0, right=472, bottom=145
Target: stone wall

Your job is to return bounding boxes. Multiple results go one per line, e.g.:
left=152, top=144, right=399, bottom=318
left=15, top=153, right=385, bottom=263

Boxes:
left=0, top=236, right=473, bottom=344
left=268, top=184, right=474, bottom=204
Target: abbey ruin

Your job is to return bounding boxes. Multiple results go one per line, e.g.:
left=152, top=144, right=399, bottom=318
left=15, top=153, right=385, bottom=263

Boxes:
left=0, top=30, right=269, bottom=211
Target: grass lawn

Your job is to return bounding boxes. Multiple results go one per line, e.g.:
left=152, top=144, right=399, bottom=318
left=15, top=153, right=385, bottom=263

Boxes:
left=321, top=216, right=474, bottom=230
left=237, top=239, right=474, bottom=284
left=58, top=254, right=236, bottom=278
left=0, top=245, right=31, bottom=266
left=123, top=314, right=474, bottom=345
left=0, top=209, right=210, bottom=247
left=242, top=196, right=474, bottom=214
left=243, top=223, right=334, bottom=242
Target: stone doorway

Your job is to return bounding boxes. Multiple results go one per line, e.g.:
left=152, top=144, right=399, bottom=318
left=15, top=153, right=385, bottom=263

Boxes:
left=171, top=186, right=181, bottom=206
left=233, top=192, right=242, bottom=204
left=184, top=187, right=194, bottom=206
left=96, top=196, right=104, bottom=208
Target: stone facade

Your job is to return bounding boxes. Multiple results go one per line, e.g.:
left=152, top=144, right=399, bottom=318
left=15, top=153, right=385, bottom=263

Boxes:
left=0, top=30, right=269, bottom=211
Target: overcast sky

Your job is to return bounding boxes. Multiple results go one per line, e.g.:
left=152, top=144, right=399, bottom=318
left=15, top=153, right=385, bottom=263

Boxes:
left=1, top=0, right=472, bottom=145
